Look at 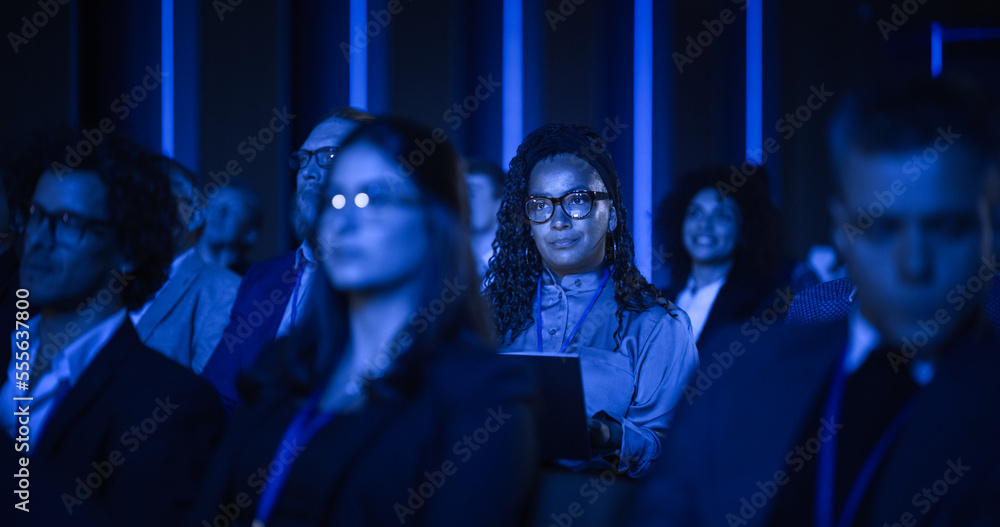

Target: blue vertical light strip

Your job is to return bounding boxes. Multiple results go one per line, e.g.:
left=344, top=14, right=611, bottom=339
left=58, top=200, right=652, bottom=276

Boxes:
left=349, top=0, right=367, bottom=110
left=930, top=21, right=942, bottom=78
left=502, top=0, right=523, bottom=169
left=746, top=0, right=762, bottom=161
left=161, top=0, right=174, bottom=156
left=634, top=0, right=653, bottom=280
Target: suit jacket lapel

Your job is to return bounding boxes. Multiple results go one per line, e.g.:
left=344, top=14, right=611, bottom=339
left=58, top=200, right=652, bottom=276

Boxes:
left=134, top=254, right=204, bottom=341
left=708, top=323, right=845, bottom=522
left=868, top=325, right=1000, bottom=524
left=34, top=322, right=138, bottom=458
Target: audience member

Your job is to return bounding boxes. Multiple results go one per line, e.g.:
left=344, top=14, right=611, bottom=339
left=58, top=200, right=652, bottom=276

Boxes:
left=630, top=77, right=1000, bottom=526
left=201, top=107, right=373, bottom=413
left=658, top=165, right=814, bottom=351
left=486, top=123, right=698, bottom=478
left=196, top=178, right=262, bottom=275
left=0, top=135, right=224, bottom=526
left=465, top=158, right=506, bottom=277
left=193, top=117, right=537, bottom=526
left=130, top=156, right=241, bottom=373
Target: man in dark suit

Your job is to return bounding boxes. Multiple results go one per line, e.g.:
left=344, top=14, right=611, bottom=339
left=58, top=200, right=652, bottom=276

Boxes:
left=200, top=107, right=373, bottom=412
left=0, top=136, right=225, bottom=526
left=630, top=78, right=1000, bottom=526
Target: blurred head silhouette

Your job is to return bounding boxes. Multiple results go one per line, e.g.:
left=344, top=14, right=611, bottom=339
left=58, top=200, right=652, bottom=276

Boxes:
left=828, top=77, right=1000, bottom=354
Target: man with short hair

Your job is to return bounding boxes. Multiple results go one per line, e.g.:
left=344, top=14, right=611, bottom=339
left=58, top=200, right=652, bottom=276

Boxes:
left=465, top=158, right=506, bottom=277
left=201, top=107, right=373, bottom=412
left=632, top=78, right=1000, bottom=526
left=196, top=179, right=262, bottom=275
left=129, top=156, right=241, bottom=373
left=0, top=136, right=224, bottom=526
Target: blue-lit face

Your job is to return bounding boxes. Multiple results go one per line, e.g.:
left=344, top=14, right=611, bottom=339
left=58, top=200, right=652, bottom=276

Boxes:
left=682, top=187, right=741, bottom=266
left=316, top=142, right=428, bottom=292
left=21, top=171, right=126, bottom=312
left=527, top=154, right=616, bottom=280
left=294, top=118, right=358, bottom=240
left=833, top=147, right=990, bottom=351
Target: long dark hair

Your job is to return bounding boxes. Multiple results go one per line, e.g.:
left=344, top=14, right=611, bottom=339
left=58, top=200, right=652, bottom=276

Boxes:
left=485, top=123, right=664, bottom=350
left=244, top=117, right=491, bottom=401
left=658, top=164, right=784, bottom=290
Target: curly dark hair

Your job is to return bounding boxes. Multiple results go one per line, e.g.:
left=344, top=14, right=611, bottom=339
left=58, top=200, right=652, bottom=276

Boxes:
left=37, top=132, right=176, bottom=310
left=485, top=123, right=663, bottom=350
left=657, top=164, right=784, bottom=290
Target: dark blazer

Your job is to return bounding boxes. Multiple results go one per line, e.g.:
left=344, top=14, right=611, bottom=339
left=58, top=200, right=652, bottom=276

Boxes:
left=200, top=250, right=297, bottom=412
left=1, top=320, right=225, bottom=526
left=628, top=318, right=1000, bottom=527
left=664, top=267, right=793, bottom=355
left=191, top=335, right=539, bottom=527
left=0, top=249, right=20, bottom=375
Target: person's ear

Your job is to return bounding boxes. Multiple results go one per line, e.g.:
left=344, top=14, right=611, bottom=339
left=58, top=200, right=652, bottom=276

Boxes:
left=187, top=206, right=205, bottom=233
left=829, top=196, right=850, bottom=257
left=608, top=206, right=618, bottom=232
left=242, top=227, right=258, bottom=247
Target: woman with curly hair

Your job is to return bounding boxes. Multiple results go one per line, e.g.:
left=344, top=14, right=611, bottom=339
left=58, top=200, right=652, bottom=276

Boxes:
left=485, top=123, right=698, bottom=478
left=658, top=165, right=814, bottom=352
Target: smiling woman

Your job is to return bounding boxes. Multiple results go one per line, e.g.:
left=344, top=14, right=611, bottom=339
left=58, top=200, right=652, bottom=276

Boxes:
left=486, top=123, right=699, bottom=478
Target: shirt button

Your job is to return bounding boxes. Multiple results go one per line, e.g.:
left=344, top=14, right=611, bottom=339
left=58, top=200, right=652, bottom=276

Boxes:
left=574, top=279, right=582, bottom=287
left=549, top=329, right=557, bottom=336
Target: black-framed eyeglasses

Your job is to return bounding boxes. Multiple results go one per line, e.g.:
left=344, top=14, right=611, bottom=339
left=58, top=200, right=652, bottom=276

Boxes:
left=288, top=147, right=339, bottom=170
left=27, top=204, right=116, bottom=244
left=524, top=190, right=611, bottom=223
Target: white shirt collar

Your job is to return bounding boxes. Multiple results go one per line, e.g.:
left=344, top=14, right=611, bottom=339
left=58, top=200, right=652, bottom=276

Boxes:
left=846, top=306, right=934, bottom=385
left=32, top=308, right=127, bottom=387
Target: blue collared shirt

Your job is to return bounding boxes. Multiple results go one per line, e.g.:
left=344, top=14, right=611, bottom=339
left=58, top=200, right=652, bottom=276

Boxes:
left=500, top=267, right=700, bottom=477
left=1, top=309, right=127, bottom=451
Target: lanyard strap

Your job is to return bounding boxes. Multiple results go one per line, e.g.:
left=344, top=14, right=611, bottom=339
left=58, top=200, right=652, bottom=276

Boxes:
left=536, top=268, right=610, bottom=354
left=254, top=391, right=336, bottom=525
left=815, top=346, right=918, bottom=527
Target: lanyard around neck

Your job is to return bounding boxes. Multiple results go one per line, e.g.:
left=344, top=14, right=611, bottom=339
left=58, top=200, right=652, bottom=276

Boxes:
left=536, top=268, right=610, bottom=354
left=254, top=390, right=335, bottom=526
left=815, top=344, right=917, bottom=527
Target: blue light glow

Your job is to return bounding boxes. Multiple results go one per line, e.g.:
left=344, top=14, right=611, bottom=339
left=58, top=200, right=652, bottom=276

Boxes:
left=161, top=0, right=174, bottom=156
left=745, top=0, right=762, bottom=161
left=634, top=0, right=653, bottom=280
left=502, top=0, right=523, bottom=170
left=350, top=0, right=367, bottom=110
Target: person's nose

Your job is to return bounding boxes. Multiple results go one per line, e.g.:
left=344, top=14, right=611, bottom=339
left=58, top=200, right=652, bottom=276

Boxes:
left=549, top=203, right=572, bottom=230
left=898, top=224, right=932, bottom=283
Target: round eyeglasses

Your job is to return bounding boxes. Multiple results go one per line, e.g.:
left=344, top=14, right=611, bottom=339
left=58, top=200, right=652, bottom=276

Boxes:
left=524, top=190, right=611, bottom=223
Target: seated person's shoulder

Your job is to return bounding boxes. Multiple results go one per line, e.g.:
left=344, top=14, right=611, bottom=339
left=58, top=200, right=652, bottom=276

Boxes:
left=427, top=333, right=538, bottom=407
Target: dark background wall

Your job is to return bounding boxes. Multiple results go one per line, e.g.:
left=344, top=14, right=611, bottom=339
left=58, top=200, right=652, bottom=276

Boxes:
left=2, top=0, right=998, bottom=285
